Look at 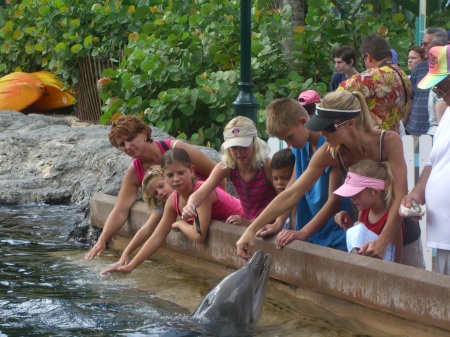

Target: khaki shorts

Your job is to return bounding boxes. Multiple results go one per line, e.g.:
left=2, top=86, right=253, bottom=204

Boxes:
left=434, top=249, right=450, bottom=276
left=401, top=238, right=425, bottom=269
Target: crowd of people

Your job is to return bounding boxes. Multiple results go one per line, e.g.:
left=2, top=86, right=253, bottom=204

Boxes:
left=85, top=29, right=450, bottom=277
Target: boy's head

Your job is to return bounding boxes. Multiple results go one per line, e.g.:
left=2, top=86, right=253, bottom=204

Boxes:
left=298, top=90, right=321, bottom=117
left=265, top=98, right=310, bottom=149
left=333, top=45, right=357, bottom=71
left=271, top=148, right=295, bottom=194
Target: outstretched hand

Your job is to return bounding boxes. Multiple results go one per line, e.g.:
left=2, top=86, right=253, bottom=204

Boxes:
left=236, top=230, right=255, bottom=260
left=101, top=263, right=134, bottom=275
left=84, top=240, right=106, bottom=260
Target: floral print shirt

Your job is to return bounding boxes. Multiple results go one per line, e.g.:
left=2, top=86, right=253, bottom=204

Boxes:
left=338, top=64, right=411, bottom=133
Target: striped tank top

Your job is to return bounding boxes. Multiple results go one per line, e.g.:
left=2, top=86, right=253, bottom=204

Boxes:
left=230, top=167, right=277, bottom=220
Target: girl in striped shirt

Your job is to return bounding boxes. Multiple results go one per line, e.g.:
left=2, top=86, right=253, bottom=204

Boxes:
left=182, top=116, right=277, bottom=227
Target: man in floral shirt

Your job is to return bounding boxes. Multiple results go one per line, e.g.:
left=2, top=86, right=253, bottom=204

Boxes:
left=338, top=35, right=411, bottom=133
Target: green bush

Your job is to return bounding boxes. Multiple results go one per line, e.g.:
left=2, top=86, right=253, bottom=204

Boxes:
left=2, top=0, right=441, bottom=150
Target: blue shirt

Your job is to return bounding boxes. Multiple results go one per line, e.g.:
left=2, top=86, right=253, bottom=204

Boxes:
left=330, top=72, right=347, bottom=92
left=406, top=61, right=431, bottom=136
left=292, top=136, right=348, bottom=251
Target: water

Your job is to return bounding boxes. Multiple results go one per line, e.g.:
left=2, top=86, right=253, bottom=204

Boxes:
left=0, top=204, right=356, bottom=337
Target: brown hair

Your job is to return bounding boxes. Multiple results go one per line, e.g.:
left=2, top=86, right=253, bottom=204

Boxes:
left=271, top=148, right=295, bottom=170
left=108, top=115, right=152, bottom=148
left=408, top=45, right=425, bottom=61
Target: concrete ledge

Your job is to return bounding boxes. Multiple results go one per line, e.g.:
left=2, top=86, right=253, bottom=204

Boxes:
left=90, top=192, right=450, bottom=334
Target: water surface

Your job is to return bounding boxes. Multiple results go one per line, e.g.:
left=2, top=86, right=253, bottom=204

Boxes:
left=0, top=204, right=357, bottom=336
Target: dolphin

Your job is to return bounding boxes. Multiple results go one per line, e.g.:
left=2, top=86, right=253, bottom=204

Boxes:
left=193, top=250, right=272, bottom=326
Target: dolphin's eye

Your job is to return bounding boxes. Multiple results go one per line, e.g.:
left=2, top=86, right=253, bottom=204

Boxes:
left=206, top=298, right=213, bottom=306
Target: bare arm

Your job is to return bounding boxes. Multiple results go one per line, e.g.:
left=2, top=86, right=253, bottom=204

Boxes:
left=276, top=165, right=344, bottom=248
left=101, top=199, right=178, bottom=274
left=257, top=165, right=296, bottom=237
left=117, top=211, right=163, bottom=266
left=436, top=101, right=447, bottom=124
left=402, top=99, right=413, bottom=127
left=172, top=188, right=216, bottom=243
left=360, top=132, right=408, bottom=259
left=236, top=147, right=333, bottom=259
left=182, top=162, right=229, bottom=219
left=401, top=165, right=431, bottom=209
left=85, top=165, right=140, bottom=259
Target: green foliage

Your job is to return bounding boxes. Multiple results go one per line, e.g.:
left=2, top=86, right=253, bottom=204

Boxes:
left=96, top=0, right=310, bottom=148
left=427, top=9, right=450, bottom=31
left=292, top=0, right=414, bottom=86
left=0, top=0, right=432, bottom=150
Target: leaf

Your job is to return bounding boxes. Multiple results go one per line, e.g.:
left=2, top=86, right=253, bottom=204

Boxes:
left=83, top=36, right=93, bottom=46
left=70, top=44, right=82, bottom=53
left=54, top=42, right=66, bottom=53
left=69, top=19, right=80, bottom=28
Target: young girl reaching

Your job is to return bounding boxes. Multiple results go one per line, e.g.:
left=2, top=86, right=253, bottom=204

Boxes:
left=182, top=116, right=277, bottom=226
left=114, top=169, right=173, bottom=267
left=333, top=159, right=403, bottom=262
left=102, top=148, right=244, bottom=274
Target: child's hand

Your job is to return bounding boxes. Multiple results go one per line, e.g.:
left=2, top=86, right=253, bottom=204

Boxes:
left=84, top=239, right=106, bottom=260
left=171, top=221, right=181, bottom=232
left=182, top=203, right=197, bottom=220
left=276, top=229, right=306, bottom=249
left=117, top=255, right=129, bottom=267
left=226, top=215, right=250, bottom=227
left=256, top=223, right=281, bottom=237
left=101, top=263, right=134, bottom=275
left=334, top=211, right=352, bottom=230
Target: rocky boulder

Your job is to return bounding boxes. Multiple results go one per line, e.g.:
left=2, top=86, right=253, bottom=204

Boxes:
left=0, top=111, right=222, bottom=243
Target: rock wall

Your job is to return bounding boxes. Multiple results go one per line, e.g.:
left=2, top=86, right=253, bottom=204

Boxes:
left=0, top=111, right=222, bottom=242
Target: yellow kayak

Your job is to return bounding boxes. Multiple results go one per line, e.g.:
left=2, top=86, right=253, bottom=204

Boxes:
left=30, top=71, right=76, bottom=110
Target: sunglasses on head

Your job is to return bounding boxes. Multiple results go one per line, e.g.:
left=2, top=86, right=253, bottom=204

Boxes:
left=431, top=85, right=447, bottom=98
left=323, top=119, right=350, bottom=133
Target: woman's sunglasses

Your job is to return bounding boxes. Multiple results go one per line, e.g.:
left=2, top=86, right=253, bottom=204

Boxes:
left=323, top=119, right=350, bottom=133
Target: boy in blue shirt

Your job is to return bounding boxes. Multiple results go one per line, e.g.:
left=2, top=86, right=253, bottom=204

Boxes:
left=258, top=98, right=349, bottom=251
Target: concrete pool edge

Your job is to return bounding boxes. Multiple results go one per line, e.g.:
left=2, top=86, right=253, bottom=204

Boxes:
left=90, top=192, right=450, bottom=335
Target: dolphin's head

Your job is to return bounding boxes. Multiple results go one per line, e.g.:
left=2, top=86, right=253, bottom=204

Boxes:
left=193, top=250, right=272, bottom=326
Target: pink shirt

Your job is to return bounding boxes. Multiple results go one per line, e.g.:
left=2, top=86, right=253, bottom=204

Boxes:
left=173, top=181, right=244, bottom=221
left=132, top=139, right=208, bottom=184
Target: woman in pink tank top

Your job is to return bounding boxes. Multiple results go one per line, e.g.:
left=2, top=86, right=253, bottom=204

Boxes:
left=85, top=115, right=219, bottom=260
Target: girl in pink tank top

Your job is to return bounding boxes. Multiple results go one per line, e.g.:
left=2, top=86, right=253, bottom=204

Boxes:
left=101, top=148, right=243, bottom=275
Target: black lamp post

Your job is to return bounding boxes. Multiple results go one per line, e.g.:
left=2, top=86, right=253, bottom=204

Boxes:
left=232, top=0, right=259, bottom=124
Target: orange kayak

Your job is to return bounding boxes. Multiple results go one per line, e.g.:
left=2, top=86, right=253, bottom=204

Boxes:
left=0, top=72, right=45, bottom=111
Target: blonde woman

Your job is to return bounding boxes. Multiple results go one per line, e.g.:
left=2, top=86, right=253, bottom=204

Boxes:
left=237, top=91, right=423, bottom=267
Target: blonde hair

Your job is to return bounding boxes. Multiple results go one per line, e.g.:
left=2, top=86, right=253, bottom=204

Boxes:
left=221, top=116, right=269, bottom=169
left=349, top=159, right=394, bottom=207
left=108, top=115, right=152, bottom=148
left=265, top=98, right=309, bottom=137
left=142, top=169, right=165, bottom=210
left=318, top=90, right=373, bottom=157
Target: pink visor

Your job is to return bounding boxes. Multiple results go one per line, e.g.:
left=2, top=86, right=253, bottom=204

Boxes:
left=334, top=172, right=385, bottom=197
